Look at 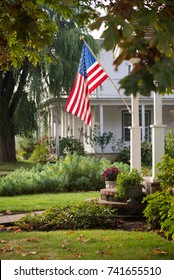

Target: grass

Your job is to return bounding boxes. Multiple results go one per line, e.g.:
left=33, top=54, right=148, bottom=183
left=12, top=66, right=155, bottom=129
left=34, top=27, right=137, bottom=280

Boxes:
left=0, top=192, right=100, bottom=213
left=0, top=160, right=37, bottom=176
left=0, top=229, right=173, bottom=260
left=0, top=160, right=173, bottom=260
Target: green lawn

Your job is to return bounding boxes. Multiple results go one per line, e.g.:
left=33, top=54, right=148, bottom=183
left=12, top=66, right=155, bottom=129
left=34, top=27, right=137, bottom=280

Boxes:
left=0, top=229, right=173, bottom=260
left=0, top=160, right=37, bottom=176
left=0, top=161, right=173, bottom=260
left=0, top=192, right=100, bottom=213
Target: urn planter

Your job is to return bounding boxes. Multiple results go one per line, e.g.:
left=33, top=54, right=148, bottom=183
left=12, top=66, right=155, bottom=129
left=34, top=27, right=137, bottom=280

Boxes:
left=105, top=180, right=116, bottom=189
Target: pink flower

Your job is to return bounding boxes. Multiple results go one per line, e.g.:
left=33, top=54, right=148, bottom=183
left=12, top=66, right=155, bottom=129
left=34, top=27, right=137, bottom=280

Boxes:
left=101, top=167, right=120, bottom=181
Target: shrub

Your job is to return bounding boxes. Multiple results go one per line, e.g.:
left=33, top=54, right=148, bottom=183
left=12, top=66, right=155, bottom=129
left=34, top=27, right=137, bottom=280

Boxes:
left=59, top=136, right=85, bottom=156
left=156, top=155, right=174, bottom=190
left=15, top=203, right=118, bottom=230
left=16, top=136, right=36, bottom=160
left=30, top=141, right=49, bottom=162
left=0, top=153, right=130, bottom=196
left=143, top=191, right=171, bottom=229
left=142, top=153, right=174, bottom=239
left=143, top=190, right=174, bottom=240
left=116, top=169, right=143, bottom=199
left=161, top=202, right=174, bottom=240
left=112, top=138, right=130, bottom=164
left=141, top=141, right=152, bottom=166
left=84, top=128, right=113, bottom=154
left=165, top=129, right=174, bottom=158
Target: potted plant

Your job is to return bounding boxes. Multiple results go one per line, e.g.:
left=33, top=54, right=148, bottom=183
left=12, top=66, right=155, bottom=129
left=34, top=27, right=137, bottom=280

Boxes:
left=116, top=168, right=143, bottom=202
left=101, top=166, right=120, bottom=188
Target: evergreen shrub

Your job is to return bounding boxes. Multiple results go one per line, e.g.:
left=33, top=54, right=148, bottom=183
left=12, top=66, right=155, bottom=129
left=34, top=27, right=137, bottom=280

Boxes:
left=0, top=153, right=129, bottom=196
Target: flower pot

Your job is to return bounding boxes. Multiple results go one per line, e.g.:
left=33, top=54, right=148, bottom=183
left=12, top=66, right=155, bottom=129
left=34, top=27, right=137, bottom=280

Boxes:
left=105, top=180, right=116, bottom=189
left=127, top=185, right=142, bottom=203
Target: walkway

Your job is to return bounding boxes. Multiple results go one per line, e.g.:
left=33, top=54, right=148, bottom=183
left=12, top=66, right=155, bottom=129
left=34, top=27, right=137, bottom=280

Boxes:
left=0, top=211, right=44, bottom=225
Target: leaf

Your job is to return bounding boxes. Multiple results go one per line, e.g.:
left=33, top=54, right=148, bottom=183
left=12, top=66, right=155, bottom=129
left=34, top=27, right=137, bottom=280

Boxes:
left=21, top=251, right=37, bottom=257
left=27, top=237, right=38, bottom=242
left=138, top=236, right=144, bottom=240
left=0, top=240, right=7, bottom=243
left=76, top=234, right=84, bottom=241
left=0, top=246, right=13, bottom=252
left=15, top=245, right=22, bottom=250
left=152, top=248, right=167, bottom=255
left=102, top=237, right=110, bottom=241
left=72, top=253, right=84, bottom=258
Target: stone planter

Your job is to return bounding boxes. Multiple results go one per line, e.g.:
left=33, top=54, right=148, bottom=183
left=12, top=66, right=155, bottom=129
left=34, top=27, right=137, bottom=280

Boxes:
left=105, top=180, right=116, bottom=189
left=127, top=185, right=142, bottom=203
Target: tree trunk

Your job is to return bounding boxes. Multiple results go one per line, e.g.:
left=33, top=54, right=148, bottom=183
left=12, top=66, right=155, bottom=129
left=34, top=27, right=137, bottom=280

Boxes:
left=0, top=64, right=29, bottom=163
left=0, top=120, right=16, bottom=162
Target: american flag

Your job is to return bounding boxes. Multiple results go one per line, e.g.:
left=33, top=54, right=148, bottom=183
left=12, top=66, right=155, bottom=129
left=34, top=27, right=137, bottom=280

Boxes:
left=65, top=42, right=108, bottom=126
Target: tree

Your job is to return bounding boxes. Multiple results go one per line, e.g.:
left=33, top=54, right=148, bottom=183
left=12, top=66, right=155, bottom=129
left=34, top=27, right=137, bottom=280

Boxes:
left=0, top=0, right=98, bottom=162
left=89, top=0, right=174, bottom=96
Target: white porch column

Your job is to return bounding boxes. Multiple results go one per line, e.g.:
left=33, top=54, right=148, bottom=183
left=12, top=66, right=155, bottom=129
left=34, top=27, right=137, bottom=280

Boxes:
left=129, top=94, right=141, bottom=172
left=128, top=58, right=141, bottom=172
left=64, top=113, right=67, bottom=137
left=47, top=109, right=51, bottom=142
left=99, top=104, right=104, bottom=135
left=55, top=110, right=59, bottom=158
left=141, top=105, right=146, bottom=142
left=60, top=109, right=64, bottom=138
left=150, top=92, right=166, bottom=179
left=50, top=108, right=54, bottom=139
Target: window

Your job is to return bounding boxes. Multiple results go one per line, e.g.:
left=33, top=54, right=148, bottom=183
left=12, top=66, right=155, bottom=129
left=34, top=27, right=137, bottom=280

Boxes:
left=122, top=111, right=131, bottom=141
left=122, top=110, right=151, bottom=142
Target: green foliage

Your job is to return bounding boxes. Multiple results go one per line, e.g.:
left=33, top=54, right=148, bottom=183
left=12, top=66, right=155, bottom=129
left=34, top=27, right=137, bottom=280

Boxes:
left=165, top=129, right=174, bottom=158
left=84, top=128, right=113, bottom=153
left=143, top=190, right=174, bottom=241
left=112, top=139, right=152, bottom=166
left=112, top=138, right=130, bottom=164
left=161, top=202, right=174, bottom=240
left=0, top=154, right=131, bottom=196
left=143, top=191, right=171, bottom=229
left=144, top=152, right=174, bottom=239
left=91, top=1, right=174, bottom=96
left=14, top=93, right=38, bottom=136
left=16, top=137, right=36, bottom=160
left=156, top=155, right=174, bottom=190
left=0, top=0, right=58, bottom=70
left=116, top=169, right=143, bottom=199
left=141, top=141, right=152, bottom=166
left=59, top=137, right=85, bottom=156
left=30, top=141, right=49, bottom=163
left=15, top=203, right=118, bottom=231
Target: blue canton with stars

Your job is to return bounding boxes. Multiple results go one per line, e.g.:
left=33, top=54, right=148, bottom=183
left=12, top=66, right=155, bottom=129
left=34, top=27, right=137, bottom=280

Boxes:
left=78, top=43, right=96, bottom=78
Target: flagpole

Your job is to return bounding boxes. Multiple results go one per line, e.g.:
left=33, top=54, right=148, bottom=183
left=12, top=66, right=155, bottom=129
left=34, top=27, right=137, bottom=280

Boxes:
left=81, top=36, right=132, bottom=114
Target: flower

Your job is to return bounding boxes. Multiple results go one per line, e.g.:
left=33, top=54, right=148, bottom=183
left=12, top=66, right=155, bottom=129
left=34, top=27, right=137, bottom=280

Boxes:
left=101, top=167, right=120, bottom=181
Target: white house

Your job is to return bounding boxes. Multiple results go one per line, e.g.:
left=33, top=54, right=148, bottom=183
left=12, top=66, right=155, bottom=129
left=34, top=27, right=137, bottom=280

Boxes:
left=40, top=45, right=174, bottom=175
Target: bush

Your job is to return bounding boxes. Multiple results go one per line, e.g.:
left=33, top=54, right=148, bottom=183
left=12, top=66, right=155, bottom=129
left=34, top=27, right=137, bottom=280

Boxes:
left=112, top=138, right=130, bottom=164
left=143, top=190, right=174, bottom=240
left=142, top=153, right=174, bottom=240
left=165, top=129, right=174, bottom=158
left=143, top=191, right=171, bottom=229
left=156, top=155, right=174, bottom=190
left=15, top=203, right=118, bottom=230
left=16, top=136, right=36, bottom=160
left=0, top=153, right=130, bottom=196
left=30, top=140, right=49, bottom=162
left=116, top=169, right=143, bottom=199
left=141, top=141, right=152, bottom=166
left=59, top=137, right=85, bottom=156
